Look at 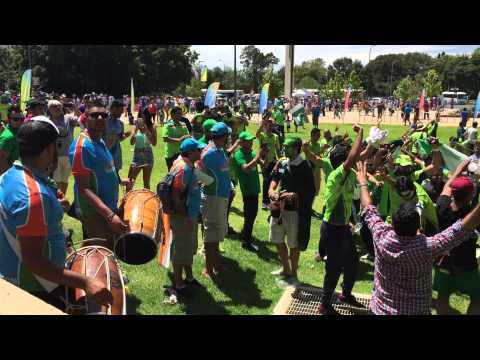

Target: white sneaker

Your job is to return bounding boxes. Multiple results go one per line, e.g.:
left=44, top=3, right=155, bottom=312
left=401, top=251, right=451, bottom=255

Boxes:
left=276, top=278, right=291, bottom=288
left=271, top=268, right=287, bottom=276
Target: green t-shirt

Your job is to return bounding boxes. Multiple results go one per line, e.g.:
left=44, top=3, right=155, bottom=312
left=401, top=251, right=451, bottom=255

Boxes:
left=0, top=125, right=19, bottom=166
left=272, top=110, right=285, bottom=126
left=323, top=164, right=356, bottom=225
left=198, top=135, right=208, bottom=145
left=387, top=182, right=438, bottom=230
left=162, top=120, right=189, bottom=158
left=320, top=157, right=334, bottom=179
left=258, top=132, right=280, bottom=164
left=233, top=148, right=260, bottom=196
left=308, top=141, right=322, bottom=171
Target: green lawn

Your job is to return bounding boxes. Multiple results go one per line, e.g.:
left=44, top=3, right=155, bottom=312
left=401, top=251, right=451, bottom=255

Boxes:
left=62, top=122, right=473, bottom=315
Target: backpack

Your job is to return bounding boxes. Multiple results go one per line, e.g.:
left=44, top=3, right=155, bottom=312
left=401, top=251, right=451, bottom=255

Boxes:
left=156, top=169, right=180, bottom=215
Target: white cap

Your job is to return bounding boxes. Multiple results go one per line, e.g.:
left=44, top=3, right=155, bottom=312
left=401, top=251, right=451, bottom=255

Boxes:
left=31, top=116, right=60, bottom=134
left=47, top=100, right=62, bottom=109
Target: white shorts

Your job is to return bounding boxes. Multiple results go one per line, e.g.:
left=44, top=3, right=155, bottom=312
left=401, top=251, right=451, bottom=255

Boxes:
left=53, top=156, right=72, bottom=184
left=269, top=210, right=298, bottom=249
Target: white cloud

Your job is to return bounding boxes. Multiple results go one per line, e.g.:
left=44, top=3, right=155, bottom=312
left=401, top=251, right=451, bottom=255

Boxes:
left=191, top=45, right=480, bottom=69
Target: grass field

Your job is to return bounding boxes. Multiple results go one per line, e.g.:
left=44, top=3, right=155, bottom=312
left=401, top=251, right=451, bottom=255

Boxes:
left=62, top=122, right=474, bottom=315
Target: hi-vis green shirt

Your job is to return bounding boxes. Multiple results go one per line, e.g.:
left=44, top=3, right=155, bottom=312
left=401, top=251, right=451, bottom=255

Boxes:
left=323, top=164, right=356, bottom=225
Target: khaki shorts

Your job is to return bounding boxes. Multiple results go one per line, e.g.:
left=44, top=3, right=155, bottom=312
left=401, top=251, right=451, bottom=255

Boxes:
left=170, top=214, right=198, bottom=266
left=201, top=195, right=228, bottom=243
left=269, top=210, right=298, bottom=249
left=53, top=156, right=72, bottom=184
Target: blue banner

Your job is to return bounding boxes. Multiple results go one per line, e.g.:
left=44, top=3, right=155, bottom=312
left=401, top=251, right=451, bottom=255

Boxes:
left=474, top=91, right=480, bottom=120
left=258, top=83, right=269, bottom=114
left=204, top=82, right=220, bottom=109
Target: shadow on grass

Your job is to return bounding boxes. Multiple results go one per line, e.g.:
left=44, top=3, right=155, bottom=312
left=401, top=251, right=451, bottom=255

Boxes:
left=229, top=206, right=244, bottom=217
left=214, top=257, right=272, bottom=309
left=165, top=272, right=230, bottom=315
left=126, top=293, right=142, bottom=315
left=355, top=260, right=374, bottom=282
left=254, top=239, right=280, bottom=264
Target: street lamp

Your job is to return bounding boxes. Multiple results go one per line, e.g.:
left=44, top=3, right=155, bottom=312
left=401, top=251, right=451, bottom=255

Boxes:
left=218, top=59, right=226, bottom=72
left=366, top=45, right=376, bottom=98
left=390, top=61, right=398, bottom=96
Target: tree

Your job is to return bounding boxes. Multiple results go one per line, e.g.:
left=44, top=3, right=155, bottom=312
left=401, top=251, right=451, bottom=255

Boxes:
left=185, top=77, right=203, bottom=98
left=393, top=76, right=420, bottom=102
left=320, top=73, right=344, bottom=100
left=263, top=68, right=283, bottom=98
left=294, top=58, right=327, bottom=88
left=240, top=45, right=279, bottom=93
left=347, top=70, right=363, bottom=101
left=297, top=76, right=319, bottom=90
left=422, top=69, right=442, bottom=97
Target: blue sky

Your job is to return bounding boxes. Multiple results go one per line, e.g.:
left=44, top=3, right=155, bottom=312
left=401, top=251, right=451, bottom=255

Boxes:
left=191, top=45, right=480, bottom=70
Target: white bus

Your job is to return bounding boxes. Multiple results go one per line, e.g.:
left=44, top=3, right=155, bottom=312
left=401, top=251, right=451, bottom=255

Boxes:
left=440, top=91, right=469, bottom=106
left=201, top=89, right=244, bottom=100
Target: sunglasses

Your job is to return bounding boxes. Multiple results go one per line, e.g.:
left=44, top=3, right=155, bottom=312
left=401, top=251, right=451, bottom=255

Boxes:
left=89, top=112, right=108, bottom=119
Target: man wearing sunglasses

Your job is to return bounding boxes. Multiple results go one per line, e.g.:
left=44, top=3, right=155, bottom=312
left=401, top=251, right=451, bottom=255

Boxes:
left=69, top=101, right=132, bottom=249
left=0, top=105, right=24, bottom=174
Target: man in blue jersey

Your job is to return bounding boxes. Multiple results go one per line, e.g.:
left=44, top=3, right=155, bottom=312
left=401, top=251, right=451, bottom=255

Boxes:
left=0, top=118, right=113, bottom=310
left=69, top=101, right=132, bottom=249
left=198, top=122, right=232, bottom=279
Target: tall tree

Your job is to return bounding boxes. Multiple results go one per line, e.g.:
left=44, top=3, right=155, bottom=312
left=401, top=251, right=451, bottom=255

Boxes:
left=240, top=45, right=279, bottom=93
left=422, top=69, right=443, bottom=97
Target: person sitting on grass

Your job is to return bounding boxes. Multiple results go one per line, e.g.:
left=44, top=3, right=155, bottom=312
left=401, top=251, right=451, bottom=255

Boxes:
left=268, top=137, right=316, bottom=288
left=356, top=160, right=480, bottom=315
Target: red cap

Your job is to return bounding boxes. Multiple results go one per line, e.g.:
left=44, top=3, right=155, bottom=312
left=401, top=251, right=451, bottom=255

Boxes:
left=450, top=176, right=474, bottom=197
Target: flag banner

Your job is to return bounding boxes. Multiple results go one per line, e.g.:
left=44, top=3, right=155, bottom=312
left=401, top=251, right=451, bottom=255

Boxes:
left=290, top=103, right=305, bottom=117
left=258, top=83, right=270, bottom=114
left=130, top=78, right=135, bottom=113
left=344, top=87, right=352, bottom=114
left=201, top=65, right=208, bottom=82
left=20, top=69, right=32, bottom=113
left=474, top=91, right=480, bottom=120
left=204, top=82, right=220, bottom=109
left=417, top=138, right=432, bottom=158
left=439, top=144, right=469, bottom=172
left=419, top=88, right=426, bottom=112
left=158, top=213, right=172, bottom=269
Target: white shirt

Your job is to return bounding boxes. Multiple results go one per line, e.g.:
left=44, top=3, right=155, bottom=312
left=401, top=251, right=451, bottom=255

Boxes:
left=467, top=127, right=478, bottom=141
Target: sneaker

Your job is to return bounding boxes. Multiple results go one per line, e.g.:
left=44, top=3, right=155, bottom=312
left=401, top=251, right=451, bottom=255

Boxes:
left=242, top=242, right=259, bottom=252
left=317, top=303, right=339, bottom=315
left=271, top=268, right=291, bottom=277
left=276, top=278, right=292, bottom=288
left=337, top=294, right=365, bottom=308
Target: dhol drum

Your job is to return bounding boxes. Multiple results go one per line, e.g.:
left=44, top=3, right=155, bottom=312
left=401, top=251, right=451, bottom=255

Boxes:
left=115, top=189, right=162, bottom=265
left=64, top=244, right=126, bottom=315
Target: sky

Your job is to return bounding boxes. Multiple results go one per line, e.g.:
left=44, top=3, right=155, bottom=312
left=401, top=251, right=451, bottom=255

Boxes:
left=191, top=45, right=480, bottom=70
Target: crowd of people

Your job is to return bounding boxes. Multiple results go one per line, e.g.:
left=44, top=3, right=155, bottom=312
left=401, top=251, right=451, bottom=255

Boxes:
left=0, top=87, right=479, bottom=316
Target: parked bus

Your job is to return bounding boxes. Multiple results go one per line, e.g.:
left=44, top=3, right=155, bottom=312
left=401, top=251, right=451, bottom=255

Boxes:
left=440, top=91, right=469, bottom=106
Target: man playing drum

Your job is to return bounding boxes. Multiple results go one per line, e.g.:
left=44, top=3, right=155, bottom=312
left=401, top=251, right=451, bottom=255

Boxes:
left=0, top=118, right=113, bottom=311
left=69, top=101, right=132, bottom=249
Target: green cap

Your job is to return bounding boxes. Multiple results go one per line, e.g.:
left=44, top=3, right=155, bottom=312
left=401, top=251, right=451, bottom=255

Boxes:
left=202, top=119, right=217, bottom=132
left=238, top=131, right=255, bottom=141
left=394, top=154, right=414, bottom=167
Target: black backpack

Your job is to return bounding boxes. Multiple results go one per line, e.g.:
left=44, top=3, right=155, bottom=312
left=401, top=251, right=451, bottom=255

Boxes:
left=156, top=169, right=180, bottom=215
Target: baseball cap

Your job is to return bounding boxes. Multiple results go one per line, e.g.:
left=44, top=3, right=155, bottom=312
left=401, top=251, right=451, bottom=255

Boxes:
left=211, top=122, right=231, bottom=137
left=450, top=176, right=474, bottom=198
left=180, top=138, right=206, bottom=153
left=202, top=119, right=217, bottom=132
left=238, top=131, right=255, bottom=141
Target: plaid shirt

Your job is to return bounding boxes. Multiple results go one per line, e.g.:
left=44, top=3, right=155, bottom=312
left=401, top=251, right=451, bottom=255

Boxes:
left=363, top=205, right=471, bottom=315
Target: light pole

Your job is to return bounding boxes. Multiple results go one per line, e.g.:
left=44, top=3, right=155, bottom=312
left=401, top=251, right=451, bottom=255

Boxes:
left=389, top=61, right=398, bottom=97
left=218, top=59, right=226, bottom=72
left=233, top=45, right=237, bottom=101
left=366, top=45, right=376, bottom=98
